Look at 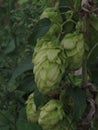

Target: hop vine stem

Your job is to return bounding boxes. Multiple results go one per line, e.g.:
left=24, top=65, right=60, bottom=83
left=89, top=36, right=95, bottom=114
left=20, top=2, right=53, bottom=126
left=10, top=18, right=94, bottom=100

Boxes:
left=82, top=13, right=89, bottom=90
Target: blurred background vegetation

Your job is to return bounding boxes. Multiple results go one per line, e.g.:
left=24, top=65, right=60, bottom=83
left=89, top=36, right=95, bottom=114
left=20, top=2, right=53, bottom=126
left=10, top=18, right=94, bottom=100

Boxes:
left=0, top=0, right=49, bottom=129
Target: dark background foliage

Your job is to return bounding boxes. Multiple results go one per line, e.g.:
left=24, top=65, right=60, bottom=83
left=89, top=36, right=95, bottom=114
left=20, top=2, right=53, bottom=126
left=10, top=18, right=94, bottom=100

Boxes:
left=0, top=0, right=47, bottom=129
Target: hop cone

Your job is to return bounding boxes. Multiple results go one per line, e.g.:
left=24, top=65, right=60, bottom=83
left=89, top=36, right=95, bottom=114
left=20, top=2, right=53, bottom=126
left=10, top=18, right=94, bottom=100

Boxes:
left=38, top=99, right=65, bottom=130
left=26, top=93, right=39, bottom=122
left=32, top=38, right=67, bottom=95
left=61, top=32, right=85, bottom=70
left=40, top=7, right=62, bottom=24
left=40, top=7, right=62, bottom=39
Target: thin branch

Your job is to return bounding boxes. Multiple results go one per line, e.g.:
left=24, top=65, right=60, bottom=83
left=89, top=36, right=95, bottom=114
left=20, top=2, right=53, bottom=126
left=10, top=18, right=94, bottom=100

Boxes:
left=76, top=1, right=98, bottom=130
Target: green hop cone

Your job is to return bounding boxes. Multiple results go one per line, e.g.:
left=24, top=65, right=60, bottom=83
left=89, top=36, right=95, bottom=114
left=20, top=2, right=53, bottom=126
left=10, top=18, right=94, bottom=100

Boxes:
left=40, top=7, right=62, bottom=39
left=38, top=99, right=65, bottom=130
left=61, top=32, right=85, bottom=70
left=26, top=93, right=39, bottom=122
left=40, top=7, right=62, bottom=24
left=32, top=38, right=67, bottom=95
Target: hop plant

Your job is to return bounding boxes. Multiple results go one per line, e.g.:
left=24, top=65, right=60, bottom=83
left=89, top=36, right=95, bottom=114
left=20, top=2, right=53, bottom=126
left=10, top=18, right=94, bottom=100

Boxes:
left=32, top=38, right=67, bottom=95
left=26, top=93, right=39, bottom=122
left=38, top=99, right=65, bottom=130
left=61, top=32, right=85, bottom=70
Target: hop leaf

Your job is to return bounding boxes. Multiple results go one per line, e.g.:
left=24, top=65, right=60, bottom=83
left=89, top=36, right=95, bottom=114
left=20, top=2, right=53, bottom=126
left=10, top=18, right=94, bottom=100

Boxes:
left=38, top=99, right=65, bottom=130
left=26, top=93, right=40, bottom=122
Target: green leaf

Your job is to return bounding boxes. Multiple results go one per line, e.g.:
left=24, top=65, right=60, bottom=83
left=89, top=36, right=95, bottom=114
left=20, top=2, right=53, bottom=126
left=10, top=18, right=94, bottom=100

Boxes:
left=28, top=18, right=51, bottom=44
left=90, top=13, right=98, bottom=31
left=19, top=76, right=36, bottom=92
left=0, top=110, right=14, bottom=128
left=4, top=39, right=15, bottom=54
left=67, top=87, right=86, bottom=121
left=9, top=57, right=33, bottom=83
left=16, top=121, right=42, bottom=130
left=34, top=18, right=51, bottom=38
